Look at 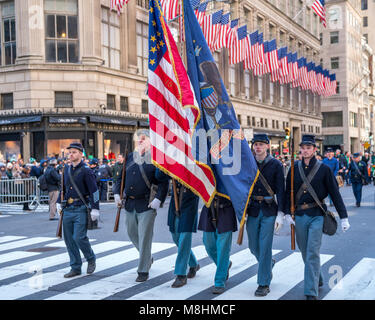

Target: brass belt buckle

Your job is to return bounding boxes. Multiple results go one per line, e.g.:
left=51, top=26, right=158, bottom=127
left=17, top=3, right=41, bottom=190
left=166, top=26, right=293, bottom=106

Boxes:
left=67, top=198, right=74, bottom=205
left=301, top=204, right=308, bottom=210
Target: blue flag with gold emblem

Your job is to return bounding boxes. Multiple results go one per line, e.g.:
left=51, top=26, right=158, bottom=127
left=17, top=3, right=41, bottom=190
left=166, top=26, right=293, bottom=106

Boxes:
left=183, top=0, right=259, bottom=225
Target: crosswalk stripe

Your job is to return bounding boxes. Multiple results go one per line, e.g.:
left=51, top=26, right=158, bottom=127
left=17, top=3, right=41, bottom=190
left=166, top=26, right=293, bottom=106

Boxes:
left=0, top=236, right=26, bottom=244
left=48, top=245, right=208, bottom=300
left=44, top=239, right=96, bottom=248
left=0, top=237, right=56, bottom=253
left=323, top=258, right=375, bottom=300
left=0, top=242, right=175, bottom=300
left=0, top=241, right=130, bottom=282
left=215, top=253, right=334, bottom=300
left=0, top=215, right=11, bottom=218
left=128, top=249, right=281, bottom=300
left=0, top=251, right=41, bottom=264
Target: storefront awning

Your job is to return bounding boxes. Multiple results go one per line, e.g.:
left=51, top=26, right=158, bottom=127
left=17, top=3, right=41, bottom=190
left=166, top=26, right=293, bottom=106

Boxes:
left=138, top=121, right=149, bottom=127
left=0, top=116, right=42, bottom=125
left=49, top=116, right=87, bottom=124
left=89, top=116, right=137, bottom=126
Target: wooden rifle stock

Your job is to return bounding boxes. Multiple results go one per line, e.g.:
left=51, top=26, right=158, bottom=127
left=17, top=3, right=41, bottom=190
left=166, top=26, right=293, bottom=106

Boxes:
left=172, top=179, right=179, bottom=214
left=56, top=164, right=64, bottom=238
left=114, top=150, right=128, bottom=232
left=237, top=215, right=247, bottom=245
left=290, top=136, right=296, bottom=250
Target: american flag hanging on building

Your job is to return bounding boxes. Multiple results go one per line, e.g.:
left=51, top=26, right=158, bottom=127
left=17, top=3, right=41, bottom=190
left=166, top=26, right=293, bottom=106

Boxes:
left=202, top=10, right=223, bottom=51
left=195, top=1, right=208, bottom=25
left=212, top=12, right=230, bottom=51
left=148, top=0, right=216, bottom=204
left=244, top=31, right=259, bottom=70
left=265, top=39, right=279, bottom=73
left=160, top=0, right=180, bottom=21
left=110, top=0, right=129, bottom=15
left=225, top=18, right=239, bottom=49
left=229, top=24, right=247, bottom=65
left=312, top=0, right=327, bottom=28
left=254, top=39, right=267, bottom=76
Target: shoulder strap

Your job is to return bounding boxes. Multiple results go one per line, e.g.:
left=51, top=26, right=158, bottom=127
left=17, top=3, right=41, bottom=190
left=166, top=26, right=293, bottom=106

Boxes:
left=352, top=161, right=364, bottom=178
left=297, top=162, right=326, bottom=214
left=138, top=163, right=151, bottom=190
left=257, top=155, right=275, bottom=197
left=295, top=160, right=322, bottom=206
left=68, top=166, right=89, bottom=210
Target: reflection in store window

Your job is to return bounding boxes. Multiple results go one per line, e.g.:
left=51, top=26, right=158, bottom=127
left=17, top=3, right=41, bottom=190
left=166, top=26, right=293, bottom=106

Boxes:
left=0, top=141, right=20, bottom=162
left=104, top=139, right=119, bottom=160
left=47, top=139, right=81, bottom=158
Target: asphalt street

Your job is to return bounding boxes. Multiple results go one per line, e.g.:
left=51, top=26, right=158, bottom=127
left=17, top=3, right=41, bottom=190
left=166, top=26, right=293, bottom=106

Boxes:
left=0, top=184, right=374, bottom=300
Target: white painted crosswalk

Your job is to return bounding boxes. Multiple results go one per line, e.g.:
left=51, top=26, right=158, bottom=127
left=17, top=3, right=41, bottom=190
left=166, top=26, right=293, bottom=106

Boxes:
left=0, top=235, right=374, bottom=300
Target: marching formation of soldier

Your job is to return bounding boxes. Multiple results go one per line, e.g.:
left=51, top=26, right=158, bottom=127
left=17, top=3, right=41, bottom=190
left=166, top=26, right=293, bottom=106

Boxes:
left=55, top=131, right=351, bottom=300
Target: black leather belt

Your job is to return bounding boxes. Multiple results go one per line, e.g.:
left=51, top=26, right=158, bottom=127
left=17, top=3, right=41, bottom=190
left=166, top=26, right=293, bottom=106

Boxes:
left=296, top=202, right=322, bottom=211
left=127, top=194, right=149, bottom=200
left=66, top=197, right=88, bottom=207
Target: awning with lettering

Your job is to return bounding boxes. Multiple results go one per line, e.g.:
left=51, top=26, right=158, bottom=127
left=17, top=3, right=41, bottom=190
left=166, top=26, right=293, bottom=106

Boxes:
left=49, top=116, right=87, bottom=124
left=89, top=116, right=137, bottom=126
left=0, top=116, right=42, bottom=125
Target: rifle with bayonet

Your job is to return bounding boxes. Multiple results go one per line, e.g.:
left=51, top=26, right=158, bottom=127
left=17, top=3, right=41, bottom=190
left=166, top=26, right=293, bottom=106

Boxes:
left=113, top=148, right=129, bottom=233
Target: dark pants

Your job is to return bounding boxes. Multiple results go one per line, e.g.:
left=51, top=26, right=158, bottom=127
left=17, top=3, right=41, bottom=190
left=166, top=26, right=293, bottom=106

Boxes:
left=351, top=182, right=363, bottom=204
left=63, top=205, right=96, bottom=272
left=99, top=181, right=108, bottom=201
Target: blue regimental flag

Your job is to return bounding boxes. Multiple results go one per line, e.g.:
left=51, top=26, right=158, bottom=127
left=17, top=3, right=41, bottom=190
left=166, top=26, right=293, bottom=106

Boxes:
left=183, top=0, right=259, bottom=225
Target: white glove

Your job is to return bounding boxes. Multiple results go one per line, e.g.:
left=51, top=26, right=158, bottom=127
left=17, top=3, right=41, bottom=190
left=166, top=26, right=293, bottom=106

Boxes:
left=91, top=209, right=100, bottom=221
left=56, top=203, right=62, bottom=215
left=341, top=218, right=350, bottom=232
left=274, top=212, right=284, bottom=233
left=285, top=214, right=295, bottom=226
left=114, top=194, right=121, bottom=208
left=148, top=198, right=161, bottom=210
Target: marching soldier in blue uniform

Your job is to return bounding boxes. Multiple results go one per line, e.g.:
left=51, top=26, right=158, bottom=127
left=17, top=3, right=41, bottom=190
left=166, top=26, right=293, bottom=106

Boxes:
left=348, top=153, right=370, bottom=207
left=198, top=194, right=236, bottom=294
left=285, top=135, right=350, bottom=300
left=163, top=179, right=200, bottom=288
left=113, top=129, right=169, bottom=283
left=246, top=134, right=286, bottom=297
left=56, top=142, right=100, bottom=278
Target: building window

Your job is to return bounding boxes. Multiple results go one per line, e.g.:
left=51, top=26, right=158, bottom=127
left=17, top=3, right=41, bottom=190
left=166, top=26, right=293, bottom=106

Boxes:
left=322, top=111, right=343, bottom=127
left=260, top=118, right=264, bottom=127
left=265, top=119, right=268, bottom=128
left=272, top=119, right=275, bottom=129
left=137, top=0, right=149, bottom=8
left=319, top=33, right=323, bottom=46
left=361, top=0, right=368, bottom=10
left=1, top=93, right=13, bottom=110
left=331, top=57, right=339, bottom=69
left=237, top=114, right=242, bottom=125
left=45, top=0, right=79, bottom=63
left=364, top=34, right=368, bottom=44
left=102, top=7, right=121, bottom=70
left=336, top=81, right=340, bottom=94
left=276, top=120, right=279, bottom=129
left=229, top=65, right=236, bottom=96
left=137, top=21, right=148, bottom=76
left=363, top=16, right=368, bottom=27
left=349, top=112, right=358, bottom=127
left=107, top=94, right=116, bottom=110
left=258, top=76, right=263, bottom=102
left=120, top=96, right=129, bottom=112
left=252, top=117, right=256, bottom=127
left=247, top=116, right=251, bottom=127
left=330, top=31, right=339, bottom=44
left=55, top=91, right=73, bottom=108
left=142, top=99, right=148, bottom=114
left=244, top=70, right=250, bottom=98
left=1, top=1, right=16, bottom=66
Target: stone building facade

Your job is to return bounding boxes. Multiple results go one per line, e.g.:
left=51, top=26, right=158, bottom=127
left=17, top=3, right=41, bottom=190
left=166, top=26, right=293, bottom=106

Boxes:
left=0, top=0, right=323, bottom=161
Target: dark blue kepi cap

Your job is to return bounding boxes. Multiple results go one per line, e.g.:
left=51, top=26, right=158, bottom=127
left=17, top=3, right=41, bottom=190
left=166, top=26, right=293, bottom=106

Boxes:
left=252, top=133, right=270, bottom=144
left=66, top=142, right=84, bottom=152
left=353, top=153, right=360, bottom=158
left=300, top=135, right=316, bottom=147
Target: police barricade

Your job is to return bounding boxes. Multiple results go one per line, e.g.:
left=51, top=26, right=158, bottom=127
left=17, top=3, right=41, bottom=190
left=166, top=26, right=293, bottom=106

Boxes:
left=0, top=178, right=48, bottom=212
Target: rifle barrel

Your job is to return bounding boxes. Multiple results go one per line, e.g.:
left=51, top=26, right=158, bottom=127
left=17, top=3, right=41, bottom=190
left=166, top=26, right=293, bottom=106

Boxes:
left=114, top=149, right=128, bottom=232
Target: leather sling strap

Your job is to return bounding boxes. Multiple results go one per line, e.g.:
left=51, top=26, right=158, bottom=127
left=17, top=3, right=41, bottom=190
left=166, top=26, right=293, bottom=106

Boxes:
left=297, top=161, right=327, bottom=215
left=257, top=155, right=275, bottom=198
left=295, top=160, right=322, bottom=208
left=67, top=166, right=89, bottom=210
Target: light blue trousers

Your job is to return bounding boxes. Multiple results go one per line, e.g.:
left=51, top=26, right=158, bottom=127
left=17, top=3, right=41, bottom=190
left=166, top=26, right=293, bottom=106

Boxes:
left=171, top=217, right=198, bottom=276
left=246, top=210, right=276, bottom=286
left=125, top=209, right=156, bottom=273
left=295, top=214, right=324, bottom=297
left=63, top=205, right=96, bottom=272
left=203, top=230, right=232, bottom=288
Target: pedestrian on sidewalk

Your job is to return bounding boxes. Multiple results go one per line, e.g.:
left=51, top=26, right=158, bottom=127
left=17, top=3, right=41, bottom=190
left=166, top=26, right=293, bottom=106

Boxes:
left=348, top=153, right=370, bottom=207
left=45, top=158, right=61, bottom=220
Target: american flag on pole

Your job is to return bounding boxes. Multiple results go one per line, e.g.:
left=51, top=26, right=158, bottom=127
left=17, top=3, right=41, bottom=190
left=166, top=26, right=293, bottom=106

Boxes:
left=190, top=0, right=200, bottom=10
left=312, top=0, right=327, bottom=28
left=244, top=31, right=259, bottom=70
left=225, top=18, right=239, bottom=49
left=195, top=1, right=208, bottom=25
left=272, top=47, right=288, bottom=83
left=202, top=10, right=223, bottom=51
left=110, top=0, right=129, bottom=15
left=254, top=39, right=267, bottom=76
left=148, top=0, right=216, bottom=204
left=265, top=39, right=279, bottom=73
left=229, top=24, right=247, bottom=65
left=329, top=74, right=337, bottom=96
left=160, top=0, right=180, bottom=21
left=280, top=51, right=291, bottom=84
left=212, top=12, right=230, bottom=51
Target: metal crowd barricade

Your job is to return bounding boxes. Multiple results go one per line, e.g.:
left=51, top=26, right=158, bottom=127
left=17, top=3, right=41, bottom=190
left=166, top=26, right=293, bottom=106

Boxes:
left=0, top=177, right=46, bottom=212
